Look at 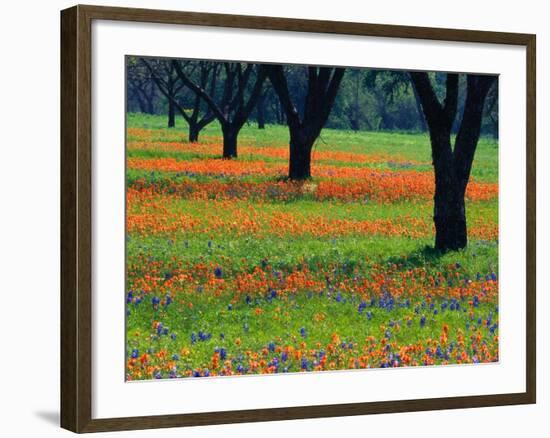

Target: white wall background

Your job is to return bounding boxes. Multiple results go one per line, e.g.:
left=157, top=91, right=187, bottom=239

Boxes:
left=0, top=0, right=545, bottom=436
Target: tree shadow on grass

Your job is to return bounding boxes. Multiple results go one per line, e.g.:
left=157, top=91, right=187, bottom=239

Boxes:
left=385, top=245, right=448, bottom=270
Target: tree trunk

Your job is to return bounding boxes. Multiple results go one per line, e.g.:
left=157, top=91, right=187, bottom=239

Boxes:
left=168, top=99, right=175, bottom=128
left=430, top=132, right=468, bottom=251
left=411, top=83, right=428, bottom=132
left=257, top=94, right=266, bottom=129
left=289, top=129, right=314, bottom=180
left=145, top=97, right=154, bottom=115
left=189, top=123, right=200, bottom=143
left=222, top=125, right=238, bottom=158
left=433, top=188, right=467, bottom=251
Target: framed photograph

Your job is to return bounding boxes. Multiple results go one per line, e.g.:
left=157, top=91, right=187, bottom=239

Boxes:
left=60, top=4, right=536, bottom=433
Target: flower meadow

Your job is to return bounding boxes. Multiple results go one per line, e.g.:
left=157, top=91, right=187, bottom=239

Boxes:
left=125, top=114, right=499, bottom=381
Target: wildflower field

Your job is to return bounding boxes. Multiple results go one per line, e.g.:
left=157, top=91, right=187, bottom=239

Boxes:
left=125, top=113, right=499, bottom=380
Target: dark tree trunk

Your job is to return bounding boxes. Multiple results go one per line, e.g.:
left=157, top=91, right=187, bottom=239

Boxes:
left=257, top=93, right=266, bottom=129
left=145, top=97, right=154, bottom=115
left=168, top=99, right=175, bottom=128
left=431, top=134, right=467, bottom=250
left=411, top=83, right=428, bottom=132
left=222, top=125, right=238, bottom=158
left=189, top=123, right=200, bottom=143
left=289, top=129, right=314, bottom=179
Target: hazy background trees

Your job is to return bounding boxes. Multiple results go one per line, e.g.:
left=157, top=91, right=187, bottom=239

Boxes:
left=127, top=57, right=498, bottom=139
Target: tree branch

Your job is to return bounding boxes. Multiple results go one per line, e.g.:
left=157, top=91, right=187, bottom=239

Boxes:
left=172, top=60, right=227, bottom=123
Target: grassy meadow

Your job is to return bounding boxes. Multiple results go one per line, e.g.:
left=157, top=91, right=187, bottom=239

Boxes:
left=125, top=113, right=499, bottom=380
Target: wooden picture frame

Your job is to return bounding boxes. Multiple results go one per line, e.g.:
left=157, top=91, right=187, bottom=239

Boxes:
left=61, top=4, right=536, bottom=433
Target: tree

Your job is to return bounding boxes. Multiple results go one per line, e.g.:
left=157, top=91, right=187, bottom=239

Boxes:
left=127, top=59, right=157, bottom=114
left=266, top=65, right=345, bottom=179
left=172, top=61, right=267, bottom=158
left=141, top=59, right=184, bottom=128
left=410, top=72, right=496, bottom=251
left=142, top=59, right=219, bottom=141
left=365, top=70, right=425, bottom=131
left=255, top=89, right=267, bottom=129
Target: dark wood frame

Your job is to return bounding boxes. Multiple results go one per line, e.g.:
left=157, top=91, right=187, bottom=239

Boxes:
left=61, top=4, right=536, bottom=433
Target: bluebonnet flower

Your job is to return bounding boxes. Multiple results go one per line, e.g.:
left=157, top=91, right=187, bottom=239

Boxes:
left=151, top=296, right=160, bottom=309
left=420, top=315, right=426, bottom=328
left=366, top=311, right=373, bottom=321
left=220, top=348, right=227, bottom=360
left=299, top=327, right=307, bottom=338
left=227, top=304, right=232, bottom=310
left=131, top=348, right=139, bottom=359
left=281, top=351, right=288, bottom=362
left=301, top=358, right=308, bottom=370
left=214, top=266, right=223, bottom=279
left=170, top=332, right=176, bottom=340
left=268, top=342, right=275, bottom=352
left=245, top=295, right=251, bottom=305
left=198, top=331, right=211, bottom=341
left=172, top=354, right=179, bottom=361
left=191, top=332, right=197, bottom=344
left=126, top=291, right=133, bottom=304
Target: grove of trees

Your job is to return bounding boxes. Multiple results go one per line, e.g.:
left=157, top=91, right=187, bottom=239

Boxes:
left=127, top=56, right=498, bottom=251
